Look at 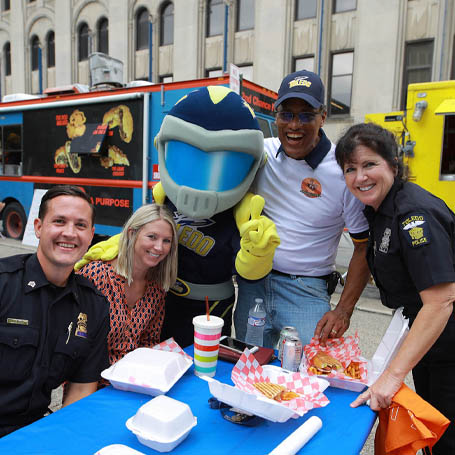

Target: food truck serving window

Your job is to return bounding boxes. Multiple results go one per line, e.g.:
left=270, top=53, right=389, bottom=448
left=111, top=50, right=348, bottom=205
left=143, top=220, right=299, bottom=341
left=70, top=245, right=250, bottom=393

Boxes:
left=0, top=124, right=23, bottom=176
left=440, top=114, right=455, bottom=178
left=70, top=123, right=108, bottom=155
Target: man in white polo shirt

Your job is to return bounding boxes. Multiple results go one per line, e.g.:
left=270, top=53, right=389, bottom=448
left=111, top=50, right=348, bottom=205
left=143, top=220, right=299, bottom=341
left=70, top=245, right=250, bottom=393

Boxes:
left=234, top=69, right=371, bottom=347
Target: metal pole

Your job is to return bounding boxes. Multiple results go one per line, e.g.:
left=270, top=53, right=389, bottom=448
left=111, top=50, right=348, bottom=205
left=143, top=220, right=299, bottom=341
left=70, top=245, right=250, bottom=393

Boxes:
left=223, top=4, right=228, bottom=73
left=38, top=46, right=43, bottom=94
left=148, top=21, right=153, bottom=82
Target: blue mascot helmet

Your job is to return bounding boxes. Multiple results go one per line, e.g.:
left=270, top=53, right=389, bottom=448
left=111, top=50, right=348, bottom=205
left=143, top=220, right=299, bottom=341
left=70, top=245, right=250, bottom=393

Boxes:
left=155, top=86, right=264, bottom=219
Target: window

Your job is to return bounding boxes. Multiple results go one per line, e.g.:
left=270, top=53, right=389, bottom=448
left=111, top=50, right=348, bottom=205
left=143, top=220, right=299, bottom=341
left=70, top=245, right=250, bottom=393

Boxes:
left=295, top=0, right=317, bottom=20
left=206, top=68, right=223, bottom=77
left=237, top=0, right=254, bottom=31
left=401, top=40, right=433, bottom=109
left=294, top=56, right=314, bottom=72
left=136, top=8, right=149, bottom=50
left=333, top=0, right=356, bottom=13
left=4, top=41, right=11, bottom=76
left=46, top=31, right=55, bottom=68
left=2, top=125, right=23, bottom=175
left=329, top=51, right=353, bottom=115
left=2, top=0, right=10, bottom=11
left=452, top=35, right=455, bottom=79
left=160, top=2, right=174, bottom=45
left=441, top=115, right=455, bottom=176
left=97, top=18, right=108, bottom=54
left=207, top=0, right=224, bottom=37
left=31, top=35, right=40, bottom=71
left=78, top=22, right=89, bottom=61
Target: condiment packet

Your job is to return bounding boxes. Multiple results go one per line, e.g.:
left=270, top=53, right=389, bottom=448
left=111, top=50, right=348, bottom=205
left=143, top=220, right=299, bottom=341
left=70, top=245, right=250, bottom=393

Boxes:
left=152, top=337, right=193, bottom=361
left=231, top=348, right=329, bottom=415
left=302, top=332, right=368, bottom=383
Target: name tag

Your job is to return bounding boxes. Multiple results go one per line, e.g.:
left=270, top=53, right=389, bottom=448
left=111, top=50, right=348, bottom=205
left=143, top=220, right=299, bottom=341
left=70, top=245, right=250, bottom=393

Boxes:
left=7, top=318, right=29, bottom=325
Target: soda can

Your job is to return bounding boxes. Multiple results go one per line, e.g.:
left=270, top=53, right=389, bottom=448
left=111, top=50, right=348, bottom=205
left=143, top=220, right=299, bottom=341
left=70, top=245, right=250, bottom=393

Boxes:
left=281, top=336, right=303, bottom=372
left=278, top=326, right=299, bottom=362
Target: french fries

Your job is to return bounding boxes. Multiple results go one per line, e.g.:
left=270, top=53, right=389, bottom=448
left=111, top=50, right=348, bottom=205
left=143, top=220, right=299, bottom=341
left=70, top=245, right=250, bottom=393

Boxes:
left=253, top=382, right=299, bottom=401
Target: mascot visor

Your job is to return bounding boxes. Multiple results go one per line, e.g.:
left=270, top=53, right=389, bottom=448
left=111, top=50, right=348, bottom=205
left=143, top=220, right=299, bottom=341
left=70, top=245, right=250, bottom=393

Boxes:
left=165, top=140, right=255, bottom=192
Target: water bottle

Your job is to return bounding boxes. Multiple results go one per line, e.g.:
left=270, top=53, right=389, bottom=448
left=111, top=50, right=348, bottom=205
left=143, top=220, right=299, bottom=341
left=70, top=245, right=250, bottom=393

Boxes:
left=245, top=298, right=266, bottom=346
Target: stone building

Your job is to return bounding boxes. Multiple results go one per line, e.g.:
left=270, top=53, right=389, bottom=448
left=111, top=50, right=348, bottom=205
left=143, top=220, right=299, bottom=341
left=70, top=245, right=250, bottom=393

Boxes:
left=0, top=0, right=454, bottom=137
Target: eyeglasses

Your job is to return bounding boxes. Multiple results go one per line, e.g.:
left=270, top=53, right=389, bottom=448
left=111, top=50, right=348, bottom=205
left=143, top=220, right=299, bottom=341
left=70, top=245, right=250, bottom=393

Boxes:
left=276, top=111, right=319, bottom=124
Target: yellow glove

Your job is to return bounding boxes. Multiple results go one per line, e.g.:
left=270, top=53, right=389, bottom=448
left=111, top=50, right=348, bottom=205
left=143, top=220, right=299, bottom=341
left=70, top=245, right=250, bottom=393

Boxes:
left=234, top=193, right=280, bottom=280
left=152, top=181, right=166, bottom=205
left=74, top=234, right=120, bottom=271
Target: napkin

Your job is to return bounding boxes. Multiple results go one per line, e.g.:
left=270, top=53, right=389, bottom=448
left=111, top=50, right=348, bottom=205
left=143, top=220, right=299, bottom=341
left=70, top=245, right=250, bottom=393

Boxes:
left=375, top=384, right=451, bottom=455
left=269, top=416, right=322, bottom=455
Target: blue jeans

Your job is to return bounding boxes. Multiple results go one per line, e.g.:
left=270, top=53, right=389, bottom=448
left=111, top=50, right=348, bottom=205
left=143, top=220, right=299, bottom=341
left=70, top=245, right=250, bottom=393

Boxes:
left=234, top=272, right=330, bottom=348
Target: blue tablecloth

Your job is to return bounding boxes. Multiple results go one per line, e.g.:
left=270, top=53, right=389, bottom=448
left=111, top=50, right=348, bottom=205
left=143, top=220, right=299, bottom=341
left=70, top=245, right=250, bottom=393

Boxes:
left=0, top=348, right=376, bottom=454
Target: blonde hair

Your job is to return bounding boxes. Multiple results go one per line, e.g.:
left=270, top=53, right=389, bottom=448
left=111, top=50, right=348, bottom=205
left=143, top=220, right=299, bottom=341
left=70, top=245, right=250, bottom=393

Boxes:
left=116, top=204, right=178, bottom=290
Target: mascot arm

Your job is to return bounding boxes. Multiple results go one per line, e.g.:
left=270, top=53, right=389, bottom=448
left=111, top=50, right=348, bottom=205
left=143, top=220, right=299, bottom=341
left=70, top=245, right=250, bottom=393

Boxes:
left=234, top=193, right=280, bottom=280
left=152, top=181, right=166, bottom=205
left=74, top=234, right=121, bottom=271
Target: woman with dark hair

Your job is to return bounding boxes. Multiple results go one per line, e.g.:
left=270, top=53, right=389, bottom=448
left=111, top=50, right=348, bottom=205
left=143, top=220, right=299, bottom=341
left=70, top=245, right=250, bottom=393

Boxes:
left=336, top=122, right=455, bottom=454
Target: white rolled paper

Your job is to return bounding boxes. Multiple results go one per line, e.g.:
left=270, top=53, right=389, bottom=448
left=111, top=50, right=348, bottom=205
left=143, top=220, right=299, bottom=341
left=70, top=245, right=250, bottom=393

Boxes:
left=269, top=416, right=322, bottom=455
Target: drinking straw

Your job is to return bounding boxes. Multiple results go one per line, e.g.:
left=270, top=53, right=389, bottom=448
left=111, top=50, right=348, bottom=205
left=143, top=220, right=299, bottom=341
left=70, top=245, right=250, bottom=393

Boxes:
left=205, top=295, right=210, bottom=321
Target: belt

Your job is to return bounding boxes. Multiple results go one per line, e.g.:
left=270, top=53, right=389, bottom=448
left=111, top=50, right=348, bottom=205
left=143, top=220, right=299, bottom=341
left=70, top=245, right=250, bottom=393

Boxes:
left=271, top=269, right=330, bottom=281
left=169, top=278, right=235, bottom=301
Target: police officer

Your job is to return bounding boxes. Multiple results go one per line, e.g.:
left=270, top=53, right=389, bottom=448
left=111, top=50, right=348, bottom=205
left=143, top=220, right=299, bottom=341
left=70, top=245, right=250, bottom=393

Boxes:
left=336, top=123, right=455, bottom=454
left=0, top=185, right=109, bottom=438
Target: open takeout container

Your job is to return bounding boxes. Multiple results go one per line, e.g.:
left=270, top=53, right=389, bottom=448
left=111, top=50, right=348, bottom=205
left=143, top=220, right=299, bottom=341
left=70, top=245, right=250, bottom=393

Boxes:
left=203, top=356, right=330, bottom=423
left=126, top=395, right=197, bottom=453
left=302, top=307, right=409, bottom=392
left=101, top=347, right=193, bottom=396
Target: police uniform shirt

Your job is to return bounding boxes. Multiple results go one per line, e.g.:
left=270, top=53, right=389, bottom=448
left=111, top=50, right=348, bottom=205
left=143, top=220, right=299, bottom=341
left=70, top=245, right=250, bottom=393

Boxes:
left=364, top=179, right=455, bottom=318
left=0, top=254, right=109, bottom=427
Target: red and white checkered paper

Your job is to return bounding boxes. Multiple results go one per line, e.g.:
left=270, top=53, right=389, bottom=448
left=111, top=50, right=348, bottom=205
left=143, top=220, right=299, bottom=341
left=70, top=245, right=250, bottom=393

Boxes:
left=231, top=348, right=329, bottom=416
left=152, top=337, right=193, bottom=361
left=302, top=332, right=368, bottom=383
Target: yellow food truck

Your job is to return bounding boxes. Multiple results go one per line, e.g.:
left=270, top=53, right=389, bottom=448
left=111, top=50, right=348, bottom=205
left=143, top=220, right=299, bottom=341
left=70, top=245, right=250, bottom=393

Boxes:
left=365, top=80, right=455, bottom=212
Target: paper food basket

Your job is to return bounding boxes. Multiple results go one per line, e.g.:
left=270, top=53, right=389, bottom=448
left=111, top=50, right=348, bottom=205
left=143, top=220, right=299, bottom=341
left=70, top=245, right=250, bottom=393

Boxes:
left=314, top=307, right=409, bottom=392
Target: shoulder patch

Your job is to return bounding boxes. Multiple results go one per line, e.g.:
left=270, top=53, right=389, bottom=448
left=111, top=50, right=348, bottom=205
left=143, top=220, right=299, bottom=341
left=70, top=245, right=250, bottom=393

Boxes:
left=400, top=214, right=430, bottom=248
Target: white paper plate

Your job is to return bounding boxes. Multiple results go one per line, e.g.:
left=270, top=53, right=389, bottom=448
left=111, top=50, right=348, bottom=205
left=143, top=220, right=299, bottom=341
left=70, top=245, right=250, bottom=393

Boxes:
left=202, top=365, right=329, bottom=423
left=94, top=444, right=146, bottom=455
left=101, top=348, right=193, bottom=396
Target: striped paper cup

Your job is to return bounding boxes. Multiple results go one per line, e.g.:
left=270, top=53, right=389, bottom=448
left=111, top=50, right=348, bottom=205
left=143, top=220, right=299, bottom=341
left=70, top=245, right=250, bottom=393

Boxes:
left=192, top=315, right=224, bottom=378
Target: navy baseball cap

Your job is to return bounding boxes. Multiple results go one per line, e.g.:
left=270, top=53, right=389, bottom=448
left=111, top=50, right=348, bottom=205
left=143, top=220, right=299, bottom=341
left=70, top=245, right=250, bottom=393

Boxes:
left=275, top=70, right=325, bottom=110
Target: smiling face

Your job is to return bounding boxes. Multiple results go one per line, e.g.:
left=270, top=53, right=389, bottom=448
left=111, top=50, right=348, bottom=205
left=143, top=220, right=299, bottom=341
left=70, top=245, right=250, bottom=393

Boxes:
left=343, top=145, right=397, bottom=210
left=133, top=219, right=173, bottom=275
left=35, top=195, right=95, bottom=282
left=276, top=98, right=326, bottom=160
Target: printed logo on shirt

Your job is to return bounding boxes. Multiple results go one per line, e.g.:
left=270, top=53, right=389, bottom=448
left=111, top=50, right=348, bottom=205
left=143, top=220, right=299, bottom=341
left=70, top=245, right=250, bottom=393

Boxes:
left=169, top=277, right=190, bottom=297
left=300, top=177, right=322, bottom=198
left=75, top=312, right=88, bottom=338
left=174, top=211, right=216, bottom=257
left=401, top=214, right=430, bottom=247
left=379, top=228, right=391, bottom=253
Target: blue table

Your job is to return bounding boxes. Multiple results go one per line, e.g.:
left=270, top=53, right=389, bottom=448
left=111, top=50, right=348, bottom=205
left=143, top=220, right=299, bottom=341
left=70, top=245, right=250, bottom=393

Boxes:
left=0, top=348, right=376, bottom=454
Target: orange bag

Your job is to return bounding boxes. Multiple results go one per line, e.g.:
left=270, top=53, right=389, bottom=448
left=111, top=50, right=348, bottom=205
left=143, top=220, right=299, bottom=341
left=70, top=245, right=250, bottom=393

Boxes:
left=375, top=384, right=451, bottom=455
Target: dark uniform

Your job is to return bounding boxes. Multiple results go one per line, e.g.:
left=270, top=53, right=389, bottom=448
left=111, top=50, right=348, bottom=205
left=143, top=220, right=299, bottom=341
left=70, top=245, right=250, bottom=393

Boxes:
left=0, top=254, right=109, bottom=437
left=160, top=201, right=239, bottom=347
left=364, top=179, right=455, bottom=454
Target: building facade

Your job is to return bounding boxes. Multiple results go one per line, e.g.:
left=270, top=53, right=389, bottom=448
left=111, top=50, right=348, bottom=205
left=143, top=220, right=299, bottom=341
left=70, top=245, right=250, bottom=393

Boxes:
left=0, top=0, right=454, bottom=138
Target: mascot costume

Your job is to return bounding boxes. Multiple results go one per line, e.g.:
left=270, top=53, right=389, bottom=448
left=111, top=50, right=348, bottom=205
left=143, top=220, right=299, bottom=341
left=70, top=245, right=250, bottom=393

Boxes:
left=76, top=85, right=280, bottom=347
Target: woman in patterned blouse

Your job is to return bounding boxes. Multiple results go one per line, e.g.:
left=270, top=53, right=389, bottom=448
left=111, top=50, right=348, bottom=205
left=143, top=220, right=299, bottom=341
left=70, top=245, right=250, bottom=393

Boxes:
left=77, top=204, right=178, bottom=371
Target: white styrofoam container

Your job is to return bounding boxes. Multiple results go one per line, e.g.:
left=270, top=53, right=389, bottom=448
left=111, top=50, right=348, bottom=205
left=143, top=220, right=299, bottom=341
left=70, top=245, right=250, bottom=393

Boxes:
left=202, top=365, right=329, bottom=423
left=101, top=348, right=192, bottom=396
left=94, top=444, right=146, bottom=455
left=312, top=307, right=409, bottom=392
left=126, top=395, right=197, bottom=453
